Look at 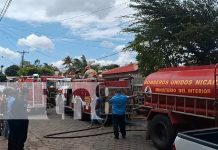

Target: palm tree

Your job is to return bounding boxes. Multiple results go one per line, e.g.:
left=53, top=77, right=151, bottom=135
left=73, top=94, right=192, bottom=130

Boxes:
left=63, top=56, right=73, bottom=74
left=34, top=59, right=41, bottom=67
left=72, top=55, right=88, bottom=73
left=63, top=56, right=73, bottom=68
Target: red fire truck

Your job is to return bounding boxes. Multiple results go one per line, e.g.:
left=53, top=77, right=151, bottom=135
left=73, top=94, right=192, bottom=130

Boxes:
left=64, top=77, right=134, bottom=120
left=143, top=64, right=218, bottom=150
left=19, top=75, right=65, bottom=112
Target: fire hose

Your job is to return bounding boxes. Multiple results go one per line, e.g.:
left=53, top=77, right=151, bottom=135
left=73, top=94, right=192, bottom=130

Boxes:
left=44, top=113, right=147, bottom=139
left=44, top=101, right=147, bottom=139
left=44, top=126, right=147, bottom=139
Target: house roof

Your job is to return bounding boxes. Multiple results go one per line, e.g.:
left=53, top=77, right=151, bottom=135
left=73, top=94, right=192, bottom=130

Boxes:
left=102, top=63, right=138, bottom=75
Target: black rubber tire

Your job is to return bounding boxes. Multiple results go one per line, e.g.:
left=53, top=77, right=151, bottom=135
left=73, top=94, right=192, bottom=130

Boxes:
left=150, top=115, right=176, bottom=150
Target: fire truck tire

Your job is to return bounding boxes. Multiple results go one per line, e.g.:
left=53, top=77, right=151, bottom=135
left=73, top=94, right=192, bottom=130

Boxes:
left=150, top=114, right=176, bottom=150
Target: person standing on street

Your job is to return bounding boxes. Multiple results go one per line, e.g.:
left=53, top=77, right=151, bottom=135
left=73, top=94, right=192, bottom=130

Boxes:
left=2, top=88, right=15, bottom=139
left=109, top=90, right=136, bottom=139
left=8, top=88, right=29, bottom=150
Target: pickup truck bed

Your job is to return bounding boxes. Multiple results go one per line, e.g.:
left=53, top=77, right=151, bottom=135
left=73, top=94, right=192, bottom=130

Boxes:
left=175, top=128, right=218, bottom=150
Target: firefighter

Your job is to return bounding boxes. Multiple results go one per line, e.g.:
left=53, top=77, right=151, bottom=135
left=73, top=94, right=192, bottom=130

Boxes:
left=109, top=89, right=136, bottom=139
left=84, top=65, right=97, bottom=79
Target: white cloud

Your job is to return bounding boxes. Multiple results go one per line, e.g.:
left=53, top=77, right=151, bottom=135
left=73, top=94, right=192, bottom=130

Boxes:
left=81, top=27, right=121, bottom=40
left=17, top=34, right=54, bottom=50
left=115, top=51, right=137, bottom=66
left=91, top=45, right=137, bottom=66
left=0, top=47, right=20, bottom=59
left=6, top=0, right=134, bottom=40
left=51, top=60, right=64, bottom=70
left=114, top=45, right=125, bottom=52
left=100, top=41, right=115, bottom=48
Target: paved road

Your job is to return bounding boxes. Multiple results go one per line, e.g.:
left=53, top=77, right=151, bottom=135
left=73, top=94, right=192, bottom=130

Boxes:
left=0, top=110, right=156, bottom=150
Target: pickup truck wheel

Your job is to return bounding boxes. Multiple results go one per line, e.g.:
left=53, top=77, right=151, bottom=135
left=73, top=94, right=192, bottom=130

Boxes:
left=150, top=115, right=176, bottom=150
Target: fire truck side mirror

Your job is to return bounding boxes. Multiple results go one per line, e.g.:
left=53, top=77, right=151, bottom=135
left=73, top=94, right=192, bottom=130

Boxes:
left=105, top=87, right=109, bottom=97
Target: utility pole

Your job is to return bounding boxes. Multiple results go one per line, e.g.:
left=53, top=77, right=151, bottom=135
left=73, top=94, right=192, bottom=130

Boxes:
left=17, top=50, right=29, bottom=68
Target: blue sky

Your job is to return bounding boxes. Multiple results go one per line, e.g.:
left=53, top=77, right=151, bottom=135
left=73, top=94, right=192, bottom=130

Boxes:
left=0, top=0, right=137, bottom=71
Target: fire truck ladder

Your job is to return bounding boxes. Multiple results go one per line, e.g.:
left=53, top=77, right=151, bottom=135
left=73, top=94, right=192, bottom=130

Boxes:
left=214, top=63, right=218, bottom=126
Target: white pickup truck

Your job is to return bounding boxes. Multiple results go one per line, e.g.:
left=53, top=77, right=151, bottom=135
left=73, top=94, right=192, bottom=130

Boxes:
left=175, top=128, right=218, bottom=150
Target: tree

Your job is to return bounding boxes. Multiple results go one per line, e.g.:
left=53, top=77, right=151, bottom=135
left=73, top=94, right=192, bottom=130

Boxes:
left=0, top=73, right=7, bottom=82
left=40, top=67, right=55, bottom=76
left=63, top=56, right=73, bottom=69
left=101, top=64, right=120, bottom=71
left=0, top=65, right=4, bottom=73
left=34, top=59, right=41, bottom=67
left=63, top=56, right=73, bottom=74
left=43, top=63, right=59, bottom=71
left=18, top=66, right=55, bottom=76
left=124, top=0, right=218, bottom=75
left=23, top=61, right=32, bottom=67
left=72, top=55, right=88, bottom=72
left=5, top=65, right=20, bottom=76
left=18, top=66, right=40, bottom=76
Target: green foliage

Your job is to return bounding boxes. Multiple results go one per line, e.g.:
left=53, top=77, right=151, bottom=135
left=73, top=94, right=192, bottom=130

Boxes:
left=18, top=66, right=55, bottom=76
left=101, top=64, right=120, bottom=70
left=63, top=55, right=88, bottom=74
left=91, top=64, right=100, bottom=73
left=34, top=59, right=41, bottom=67
left=124, top=0, right=218, bottom=75
left=0, top=73, right=7, bottom=82
left=72, top=55, right=88, bottom=72
left=63, top=55, right=121, bottom=74
left=5, top=65, right=20, bottom=76
left=18, top=66, right=40, bottom=76
left=23, top=61, right=32, bottom=67
left=40, top=67, right=55, bottom=76
left=63, top=56, right=73, bottom=69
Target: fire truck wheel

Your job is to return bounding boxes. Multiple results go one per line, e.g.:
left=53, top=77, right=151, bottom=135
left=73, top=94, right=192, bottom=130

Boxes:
left=150, top=114, right=176, bottom=150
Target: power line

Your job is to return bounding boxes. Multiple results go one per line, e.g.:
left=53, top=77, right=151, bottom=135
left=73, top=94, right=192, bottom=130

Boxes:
left=0, top=0, right=12, bottom=22
left=0, top=56, right=17, bottom=65
left=59, top=2, right=129, bottom=22
left=0, top=28, right=62, bottom=62
left=0, top=1, right=129, bottom=29
left=0, top=26, right=127, bottom=62
left=1, top=17, right=131, bottom=44
left=34, top=49, right=61, bottom=60
left=0, top=0, right=9, bottom=19
left=1, top=22, right=128, bottom=51
left=95, top=49, right=125, bottom=60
